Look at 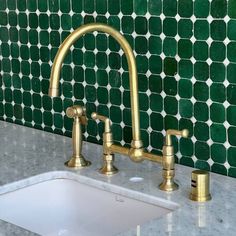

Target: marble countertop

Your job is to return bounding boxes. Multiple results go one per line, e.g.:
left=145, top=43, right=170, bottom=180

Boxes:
left=0, top=120, right=235, bottom=236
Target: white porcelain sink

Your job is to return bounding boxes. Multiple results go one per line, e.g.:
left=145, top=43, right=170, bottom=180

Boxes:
left=0, top=178, right=177, bottom=236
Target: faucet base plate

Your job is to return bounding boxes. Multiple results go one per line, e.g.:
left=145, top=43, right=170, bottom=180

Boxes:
left=65, top=155, right=91, bottom=168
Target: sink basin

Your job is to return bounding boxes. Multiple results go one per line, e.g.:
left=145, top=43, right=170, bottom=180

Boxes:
left=0, top=178, right=177, bottom=236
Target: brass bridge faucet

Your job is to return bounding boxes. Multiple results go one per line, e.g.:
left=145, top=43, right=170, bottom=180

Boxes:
left=48, top=23, right=189, bottom=191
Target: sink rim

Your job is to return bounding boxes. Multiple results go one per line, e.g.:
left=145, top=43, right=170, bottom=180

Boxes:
left=0, top=170, right=180, bottom=211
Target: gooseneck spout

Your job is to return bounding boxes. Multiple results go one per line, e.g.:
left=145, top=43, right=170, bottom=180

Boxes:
left=48, top=23, right=143, bottom=151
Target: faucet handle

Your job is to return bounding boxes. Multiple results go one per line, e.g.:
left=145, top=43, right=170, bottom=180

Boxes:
left=91, top=112, right=111, bottom=133
left=165, top=129, right=189, bottom=146
left=66, top=105, right=87, bottom=125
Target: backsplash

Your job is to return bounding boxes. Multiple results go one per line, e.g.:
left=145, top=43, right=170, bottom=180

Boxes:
left=1, top=0, right=236, bottom=177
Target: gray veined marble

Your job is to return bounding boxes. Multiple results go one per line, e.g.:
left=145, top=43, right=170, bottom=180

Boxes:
left=0, top=120, right=236, bottom=235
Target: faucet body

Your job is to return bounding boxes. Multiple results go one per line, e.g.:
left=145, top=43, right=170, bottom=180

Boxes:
left=49, top=23, right=188, bottom=191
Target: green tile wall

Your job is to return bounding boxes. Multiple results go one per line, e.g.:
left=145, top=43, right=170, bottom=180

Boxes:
left=0, top=0, right=236, bottom=177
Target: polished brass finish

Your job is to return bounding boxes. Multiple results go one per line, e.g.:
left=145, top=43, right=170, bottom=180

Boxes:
left=65, top=105, right=91, bottom=168
left=48, top=22, right=189, bottom=190
left=91, top=112, right=118, bottom=175
left=48, top=23, right=143, bottom=154
left=190, top=170, right=211, bottom=202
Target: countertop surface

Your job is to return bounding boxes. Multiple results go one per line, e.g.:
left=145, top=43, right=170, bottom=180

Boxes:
left=0, top=120, right=235, bottom=236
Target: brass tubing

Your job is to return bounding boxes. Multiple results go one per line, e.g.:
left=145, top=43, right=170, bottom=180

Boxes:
left=49, top=23, right=142, bottom=148
left=109, top=144, right=130, bottom=156
left=142, top=151, right=162, bottom=164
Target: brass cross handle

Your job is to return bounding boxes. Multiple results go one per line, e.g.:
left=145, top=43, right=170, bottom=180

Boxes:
left=66, top=105, right=88, bottom=125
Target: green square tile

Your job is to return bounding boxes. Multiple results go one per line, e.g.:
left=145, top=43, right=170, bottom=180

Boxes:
left=210, top=123, right=226, bottom=143
left=139, top=93, right=149, bottom=111
left=228, top=147, right=236, bottom=167
left=43, top=111, right=53, bottom=127
left=14, top=104, right=23, bottom=120
left=227, top=42, right=236, bottom=63
left=194, top=0, right=210, bottom=18
left=0, top=12, right=7, bottom=25
left=180, top=156, right=194, bottom=167
left=11, top=43, right=20, bottom=58
left=38, top=0, right=48, bottom=12
left=178, top=39, right=192, bottom=59
left=138, top=74, right=148, bottom=92
left=210, top=103, right=225, bottom=123
left=134, top=0, right=147, bottom=15
left=195, top=160, right=210, bottom=171
left=163, top=18, right=177, bottom=37
left=84, top=51, right=95, bottom=68
left=108, top=16, right=120, bottom=30
left=178, top=0, right=193, bottom=17
left=4, top=88, right=13, bottom=102
left=7, top=0, right=16, bottom=10
left=110, top=88, right=121, bottom=106
left=140, top=111, right=149, bottom=129
left=189, top=94, right=204, bottom=120
left=61, top=14, right=71, bottom=30
left=148, top=0, right=161, bottom=15
left=229, top=0, right=236, bottom=18
left=149, top=17, right=161, bottom=35
left=163, top=0, right=177, bottom=17
left=179, top=60, right=193, bottom=79
left=151, top=131, right=163, bottom=150
left=178, top=19, right=193, bottom=38
left=210, top=83, right=226, bottom=103
left=110, top=106, right=121, bottom=124
left=5, top=103, right=13, bottom=117
left=229, top=167, right=236, bottom=178
left=27, top=0, right=37, bottom=11
left=194, top=41, right=208, bottom=61
left=228, top=126, right=236, bottom=146
left=195, top=141, right=210, bottom=161
left=17, top=0, right=26, bottom=11
left=227, top=84, right=236, bottom=105
left=211, top=163, right=227, bottom=175
left=108, top=0, right=120, bottom=15
left=194, top=81, right=209, bottom=101
left=135, top=17, right=148, bottom=35
left=210, top=42, right=226, bottom=62
left=179, top=79, right=192, bottom=98
left=180, top=138, right=194, bottom=157
left=164, top=58, right=177, bottom=76
left=48, top=0, right=59, bottom=12
left=164, top=76, right=177, bottom=95
left=227, top=105, right=236, bottom=125
left=39, top=14, right=49, bottom=30
left=85, top=68, right=96, bottom=85
left=136, top=55, right=149, bottom=73
left=23, top=92, right=32, bottom=108
left=73, top=83, right=84, bottom=99
left=210, top=20, right=226, bottom=41
left=135, top=36, right=148, bottom=54
left=150, top=112, right=163, bottom=131
left=194, top=122, right=209, bottom=141
left=210, top=62, right=225, bottom=82
left=149, top=55, right=162, bottom=74
left=149, top=36, right=162, bottom=55
left=179, top=99, right=193, bottom=118
left=194, top=20, right=209, bottom=40
left=29, top=13, right=38, bottom=29
left=228, top=20, right=236, bottom=40
left=1, top=43, right=10, bottom=57
left=164, top=115, right=178, bottom=130
left=0, top=27, right=9, bottom=42
left=150, top=94, right=163, bottom=112
left=121, top=16, right=134, bottom=34
left=95, top=0, right=107, bottom=14
left=23, top=106, right=32, bottom=122
left=121, top=0, right=133, bottom=15
left=9, top=27, right=18, bottom=42
left=163, top=37, right=177, bottom=57
left=164, top=96, right=178, bottom=115
left=9, top=12, right=17, bottom=26
left=211, top=143, right=226, bottom=164
left=97, top=87, right=108, bottom=104
left=62, top=82, right=73, bottom=98
left=211, top=0, right=227, bottom=18
left=149, top=75, right=162, bottom=93
left=60, top=0, right=70, bottom=13
left=50, top=14, right=60, bottom=30
left=194, top=62, right=209, bottom=81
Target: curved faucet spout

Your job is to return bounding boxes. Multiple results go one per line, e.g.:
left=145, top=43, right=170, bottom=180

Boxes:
left=48, top=23, right=143, bottom=150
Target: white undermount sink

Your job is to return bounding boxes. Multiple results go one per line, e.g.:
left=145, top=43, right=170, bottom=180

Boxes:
left=0, top=178, right=178, bottom=236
